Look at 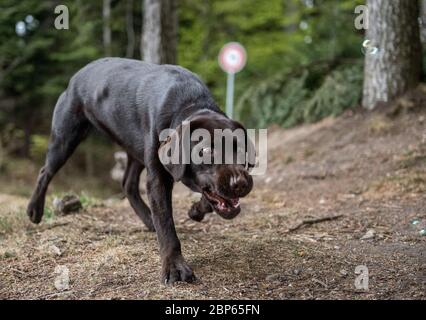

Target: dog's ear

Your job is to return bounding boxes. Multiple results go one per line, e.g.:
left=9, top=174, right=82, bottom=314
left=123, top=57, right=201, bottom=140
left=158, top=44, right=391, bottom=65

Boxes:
left=158, top=124, right=189, bottom=181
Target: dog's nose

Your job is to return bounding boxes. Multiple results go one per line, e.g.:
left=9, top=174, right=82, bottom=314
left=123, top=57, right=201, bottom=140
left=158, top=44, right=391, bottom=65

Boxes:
left=230, top=175, right=250, bottom=195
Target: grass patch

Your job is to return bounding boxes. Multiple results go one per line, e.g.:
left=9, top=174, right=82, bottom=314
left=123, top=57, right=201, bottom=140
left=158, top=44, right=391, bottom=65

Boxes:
left=397, top=148, right=426, bottom=169
left=366, top=115, right=393, bottom=135
left=0, top=210, right=31, bottom=236
left=79, top=192, right=99, bottom=208
left=303, top=148, right=315, bottom=158
left=46, top=191, right=99, bottom=212
left=0, top=250, right=17, bottom=260
left=0, top=216, right=13, bottom=234
left=285, top=156, right=294, bottom=164
left=43, top=206, right=55, bottom=222
left=369, top=171, right=426, bottom=196
left=399, top=155, right=426, bottom=169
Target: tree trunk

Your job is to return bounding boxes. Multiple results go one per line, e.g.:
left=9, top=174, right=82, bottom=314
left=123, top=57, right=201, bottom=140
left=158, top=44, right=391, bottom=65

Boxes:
left=126, top=0, right=135, bottom=58
left=0, top=138, right=4, bottom=171
left=362, top=0, right=422, bottom=109
left=103, top=0, right=112, bottom=56
left=141, top=0, right=177, bottom=64
left=420, top=0, right=426, bottom=44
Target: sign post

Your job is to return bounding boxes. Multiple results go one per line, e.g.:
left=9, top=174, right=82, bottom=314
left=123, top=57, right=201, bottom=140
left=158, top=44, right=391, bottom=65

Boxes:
left=218, top=42, right=247, bottom=119
left=225, top=72, right=235, bottom=119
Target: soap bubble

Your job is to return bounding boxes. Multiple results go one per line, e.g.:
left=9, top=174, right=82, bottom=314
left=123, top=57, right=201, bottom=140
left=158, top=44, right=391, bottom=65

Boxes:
left=362, top=39, right=379, bottom=55
left=299, top=21, right=308, bottom=30
left=15, top=21, right=26, bottom=37
left=304, top=35, right=312, bottom=44
left=362, top=39, right=371, bottom=47
left=303, top=0, right=314, bottom=9
left=25, top=15, right=34, bottom=23
left=364, top=47, right=379, bottom=55
left=25, top=15, right=39, bottom=31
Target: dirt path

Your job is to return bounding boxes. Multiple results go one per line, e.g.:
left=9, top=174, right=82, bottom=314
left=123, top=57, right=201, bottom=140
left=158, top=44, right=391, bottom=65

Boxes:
left=0, top=103, right=425, bottom=299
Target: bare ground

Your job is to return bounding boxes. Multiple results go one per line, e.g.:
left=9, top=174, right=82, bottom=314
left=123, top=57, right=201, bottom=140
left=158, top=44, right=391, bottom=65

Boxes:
left=1, top=91, right=425, bottom=300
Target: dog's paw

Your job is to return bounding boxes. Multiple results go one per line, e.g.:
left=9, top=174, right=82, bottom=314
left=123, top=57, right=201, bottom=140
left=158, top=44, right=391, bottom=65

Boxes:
left=27, top=201, right=44, bottom=224
left=188, top=204, right=206, bottom=222
left=161, top=256, right=196, bottom=285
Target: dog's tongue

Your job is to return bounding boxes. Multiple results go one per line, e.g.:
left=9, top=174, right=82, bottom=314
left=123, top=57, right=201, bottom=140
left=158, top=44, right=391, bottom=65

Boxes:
left=217, top=197, right=239, bottom=211
left=206, top=191, right=240, bottom=210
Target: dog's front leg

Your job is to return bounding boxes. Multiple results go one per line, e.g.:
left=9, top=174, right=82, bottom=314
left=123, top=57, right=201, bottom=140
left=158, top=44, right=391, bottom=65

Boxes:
left=146, top=166, right=196, bottom=284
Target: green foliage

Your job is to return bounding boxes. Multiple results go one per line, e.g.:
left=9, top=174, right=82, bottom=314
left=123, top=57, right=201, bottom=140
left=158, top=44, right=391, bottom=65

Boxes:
left=30, top=134, right=49, bottom=160
left=43, top=206, right=54, bottom=222
left=236, top=61, right=363, bottom=127
left=179, top=0, right=365, bottom=111
left=0, top=0, right=105, bottom=156
left=0, top=0, right=366, bottom=158
left=303, top=63, right=363, bottom=122
left=236, top=71, right=310, bottom=128
left=79, top=192, right=98, bottom=208
left=0, top=216, right=13, bottom=234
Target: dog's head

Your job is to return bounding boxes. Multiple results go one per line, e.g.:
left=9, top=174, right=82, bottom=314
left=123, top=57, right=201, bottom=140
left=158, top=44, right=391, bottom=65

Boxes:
left=158, top=112, right=255, bottom=219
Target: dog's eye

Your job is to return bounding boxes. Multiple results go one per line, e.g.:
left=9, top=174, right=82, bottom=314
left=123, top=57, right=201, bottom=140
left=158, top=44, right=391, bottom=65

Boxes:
left=202, top=147, right=212, bottom=155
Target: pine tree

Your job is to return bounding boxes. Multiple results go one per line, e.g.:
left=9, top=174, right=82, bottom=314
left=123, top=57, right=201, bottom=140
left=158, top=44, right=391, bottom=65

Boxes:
left=141, top=0, right=177, bottom=64
left=362, top=0, right=422, bottom=109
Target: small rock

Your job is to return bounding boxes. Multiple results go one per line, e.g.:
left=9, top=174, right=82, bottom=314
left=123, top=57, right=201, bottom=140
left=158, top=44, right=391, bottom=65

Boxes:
left=49, top=245, right=62, bottom=256
left=319, top=198, right=326, bottom=205
left=53, top=195, right=82, bottom=215
left=420, top=229, right=426, bottom=236
left=293, top=269, right=301, bottom=275
left=340, top=269, right=348, bottom=277
left=265, top=273, right=282, bottom=282
left=360, top=229, right=375, bottom=240
left=54, top=265, right=70, bottom=291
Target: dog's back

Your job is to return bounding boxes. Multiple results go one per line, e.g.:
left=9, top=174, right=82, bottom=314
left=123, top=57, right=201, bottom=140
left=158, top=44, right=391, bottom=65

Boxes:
left=63, top=58, right=218, bottom=137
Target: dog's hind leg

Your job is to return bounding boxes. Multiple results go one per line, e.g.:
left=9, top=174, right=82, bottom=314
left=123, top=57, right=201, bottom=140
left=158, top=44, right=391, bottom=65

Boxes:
left=122, top=154, right=155, bottom=231
left=188, top=196, right=213, bottom=222
left=27, top=92, right=90, bottom=224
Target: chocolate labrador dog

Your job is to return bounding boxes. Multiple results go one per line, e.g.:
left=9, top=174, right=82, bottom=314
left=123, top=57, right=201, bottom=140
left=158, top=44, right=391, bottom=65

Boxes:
left=27, top=58, right=254, bottom=284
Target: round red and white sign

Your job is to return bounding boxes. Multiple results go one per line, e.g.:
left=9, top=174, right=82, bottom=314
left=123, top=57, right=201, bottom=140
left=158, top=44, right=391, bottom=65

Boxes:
left=218, top=42, right=247, bottom=74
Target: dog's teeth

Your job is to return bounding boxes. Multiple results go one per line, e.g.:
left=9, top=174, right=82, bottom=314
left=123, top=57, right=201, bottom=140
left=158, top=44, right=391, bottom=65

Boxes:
left=218, top=201, right=226, bottom=210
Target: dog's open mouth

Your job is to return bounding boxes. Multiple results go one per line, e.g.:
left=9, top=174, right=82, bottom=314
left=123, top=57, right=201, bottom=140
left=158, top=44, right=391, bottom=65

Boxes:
left=203, top=188, right=240, bottom=218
